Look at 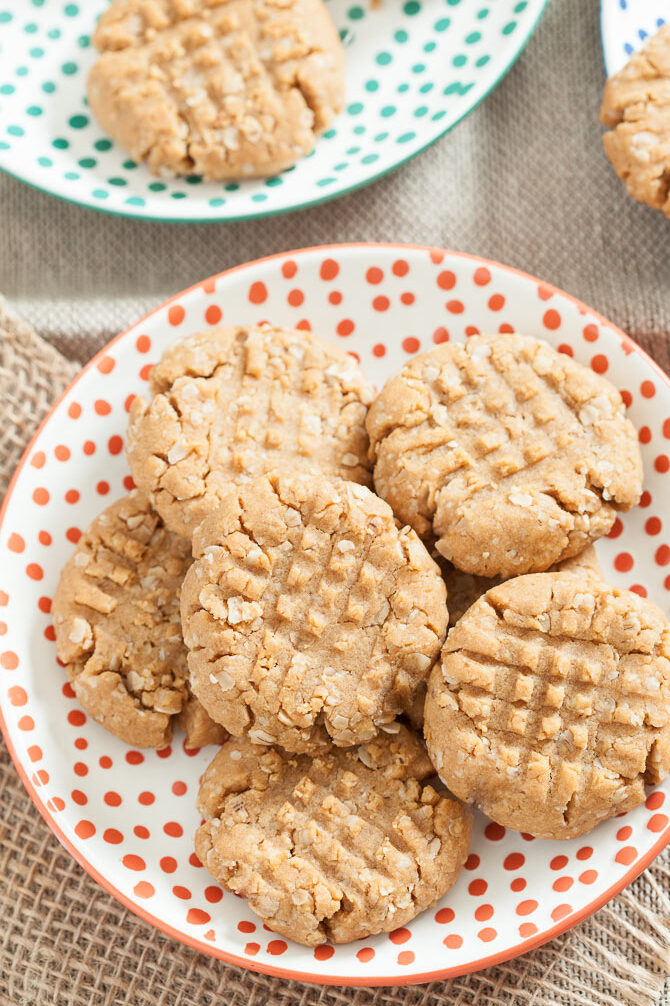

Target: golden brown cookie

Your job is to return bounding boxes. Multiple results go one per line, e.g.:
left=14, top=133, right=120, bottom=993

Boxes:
left=366, top=334, right=642, bottom=579
left=424, top=572, right=670, bottom=839
left=195, top=727, right=472, bottom=945
left=127, top=325, right=374, bottom=539
left=52, top=490, right=226, bottom=749
left=181, top=472, right=448, bottom=752
left=88, top=0, right=345, bottom=179
left=601, top=26, right=670, bottom=218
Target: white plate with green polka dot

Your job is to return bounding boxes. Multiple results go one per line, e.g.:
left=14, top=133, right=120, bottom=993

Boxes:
left=0, top=0, right=548, bottom=222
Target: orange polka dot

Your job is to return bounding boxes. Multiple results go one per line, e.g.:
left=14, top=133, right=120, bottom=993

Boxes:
left=108, top=435, right=123, bottom=456
left=337, top=319, right=354, bottom=337
left=201, top=886, right=222, bottom=905
left=576, top=846, right=593, bottom=860
left=553, top=876, right=573, bottom=892
left=510, top=878, right=526, bottom=893
left=173, top=886, right=191, bottom=900
left=172, top=780, right=187, bottom=796
left=519, top=923, right=538, bottom=938
left=446, top=300, right=464, bottom=314
left=475, top=904, right=494, bottom=922
left=435, top=908, right=455, bottom=925
left=357, top=947, right=375, bottom=962
left=314, top=945, right=335, bottom=961
left=478, top=927, right=497, bottom=942
left=73, top=762, right=88, bottom=776
left=620, top=390, right=632, bottom=408
left=164, top=821, right=183, bottom=838
left=607, top=518, right=624, bottom=539
left=204, top=304, right=222, bottom=326
left=26, top=563, right=43, bottom=581
left=372, top=343, right=386, bottom=357
left=66, top=528, right=81, bottom=544
left=248, top=282, right=267, bottom=304
left=615, top=846, right=637, bottom=865
left=444, top=934, right=463, bottom=949
left=123, top=476, right=136, bottom=491
left=0, top=622, right=5, bottom=635
left=74, top=738, right=87, bottom=750
left=583, top=323, right=599, bottom=342
left=126, top=750, right=144, bottom=765
left=468, top=879, right=487, bottom=896
left=138, top=791, right=155, bottom=805
left=168, top=305, right=185, bottom=326
left=543, top=309, right=561, bottom=330
left=646, top=517, right=661, bottom=535
left=499, top=323, right=515, bottom=334
left=104, top=790, right=121, bottom=806
left=136, top=334, right=151, bottom=353
left=8, top=533, right=25, bottom=553
left=433, top=326, right=449, bottom=343
left=397, top=951, right=415, bottom=965
left=18, top=716, right=34, bottom=731
left=551, top=904, right=572, bottom=921
left=62, top=682, right=75, bottom=698
left=402, top=337, right=420, bottom=354
left=267, top=940, right=287, bottom=956
left=68, top=710, right=86, bottom=727
left=281, top=259, right=297, bottom=279
left=49, top=797, right=65, bottom=811
left=537, top=285, right=553, bottom=301
left=94, top=399, right=111, bottom=416
left=430, top=250, right=444, bottom=264
left=655, top=455, right=670, bottom=473
left=328, top=290, right=342, bottom=305
left=320, top=258, right=339, bottom=280
left=488, top=294, right=505, bottom=311
left=295, top=318, right=311, bottom=331
left=464, top=854, right=480, bottom=870
left=484, top=822, right=505, bottom=841
left=504, top=853, right=525, bottom=870
left=617, top=825, right=633, bottom=840
left=187, top=909, right=211, bottom=925
left=373, top=296, right=390, bottom=312
left=245, top=942, right=260, bottom=956
left=97, top=481, right=110, bottom=496
left=38, top=531, right=52, bottom=546
left=43, top=625, right=55, bottom=642
left=614, top=552, right=633, bottom=572
left=648, top=814, right=669, bottom=832
left=400, top=291, right=415, bottom=305
left=579, top=870, right=598, bottom=884
left=75, top=820, right=95, bottom=839
left=202, top=277, right=216, bottom=294
left=389, top=928, right=411, bottom=944
left=33, top=769, right=49, bottom=786
left=99, top=755, right=112, bottom=769
left=38, top=596, right=52, bottom=614
left=83, top=440, right=96, bottom=455
left=103, top=828, right=123, bottom=844
left=437, top=270, right=456, bottom=290
left=134, top=825, right=149, bottom=840
left=656, top=545, right=670, bottom=566
left=3, top=648, right=21, bottom=668
left=71, top=789, right=87, bottom=805
left=134, top=881, right=155, bottom=899
left=516, top=900, right=538, bottom=916
left=641, top=380, right=656, bottom=399
left=8, top=686, right=27, bottom=706
left=474, top=267, right=491, bottom=286
left=0, top=591, right=7, bottom=605
left=157, top=745, right=172, bottom=759
left=591, top=354, right=608, bottom=374
left=55, top=445, right=72, bottom=463
left=123, top=854, right=146, bottom=871
left=31, top=451, right=46, bottom=468
left=238, top=920, right=256, bottom=934
left=287, top=288, right=304, bottom=307
left=160, top=857, right=177, bottom=873
left=97, top=356, right=115, bottom=374
left=366, top=267, right=383, bottom=284
left=646, top=792, right=665, bottom=810
left=393, top=259, right=409, bottom=277
left=68, top=403, right=82, bottom=419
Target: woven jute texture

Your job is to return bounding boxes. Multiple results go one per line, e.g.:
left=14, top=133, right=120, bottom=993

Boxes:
left=0, top=308, right=669, bottom=1005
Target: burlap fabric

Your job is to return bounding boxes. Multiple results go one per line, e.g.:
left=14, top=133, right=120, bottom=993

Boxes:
left=1, top=0, right=670, bottom=1000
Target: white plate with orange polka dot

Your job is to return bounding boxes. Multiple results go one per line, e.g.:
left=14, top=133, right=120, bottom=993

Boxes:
left=1, top=244, right=669, bottom=987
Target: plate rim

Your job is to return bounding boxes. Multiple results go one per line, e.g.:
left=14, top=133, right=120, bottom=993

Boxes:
left=1, top=241, right=669, bottom=987
left=0, top=0, right=550, bottom=224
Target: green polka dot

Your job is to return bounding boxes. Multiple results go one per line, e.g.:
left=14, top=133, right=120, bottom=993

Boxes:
left=7, top=125, right=24, bottom=137
left=475, top=54, right=490, bottom=67
left=0, top=141, right=10, bottom=150
left=397, top=82, right=409, bottom=93
left=396, top=131, right=416, bottom=143
left=419, top=82, right=433, bottom=93
left=432, top=110, right=446, bottom=121
left=502, top=20, right=517, bottom=34
left=452, top=54, right=466, bottom=67
left=477, top=7, right=489, bottom=18
left=148, top=182, right=166, bottom=192
left=251, top=192, right=268, bottom=201
left=171, top=192, right=186, bottom=199
left=446, top=0, right=462, bottom=6
left=61, top=61, right=78, bottom=75
left=361, top=153, right=379, bottom=164
left=37, top=155, right=52, bottom=166
left=424, top=41, right=436, bottom=52
left=0, top=84, right=15, bottom=95
left=403, top=0, right=420, bottom=14
left=224, top=182, right=239, bottom=192
left=365, top=79, right=379, bottom=93
left=68, top=114, right=88, bottom=129
left=347, top=101, right=363, bottom=115
left=32, top=0, right=45, bottom=6
left=29, top=47, right=44, bottom=58
left=394, top=29, right=408, bottom=43
left=411, top=63, right=425, bottom=73
left=514, top=1, right=527, bottom=11
left=435, top=17, right=450, bottom=31
left=346, top=146, right=360, bottom=155
left=334, top=162, right=348, bottom=171
left=26, top=105, right=42, bottom=116
left=52, top=137, right=69, bottom=149
left=64, top=170, right=79, bottom=180
left=94, top=138, right=112, bottom=151
left=78, top=157, right=96, bottom=168
left=92, top=188, right=108, bottom=199
left=347, top=6, right=364, bottom=19
left=316, top=178, right=334, bottom=188
left=122, top=159, right=137, bottom=170
left=353, top=125, right=365, bottom=135
left=376, top=51, right=392, bottom=66
left=465, top=31, right=481, bottom=43
left=16, top=67, right=29, bottom=77
left=185, top=174, right=202, bottom=185
left=322, top=128, right=336, bottom=139
left=108, top=177, right=126, bottom=186
left=381, top=105, right=396, bottom=117
left=24, top=22, right=38, bottom=33
left=125, top=196, right=145, bottom=206
left=209, top=198, right=225, bottom=207
left=0, top=12, right=13, bottom=23
left=265, top=177, right=282, bottom=187
left=47, top=28, right=61, bottom=39
left=78, top=34, right=90, bottom=48
left=373, top=132, right=388, bottom=142
left=414, top=105, right=428, bottom=117
left=64, top=3, right=79, bottom=15
left=42, top=81, right=55, bottom=93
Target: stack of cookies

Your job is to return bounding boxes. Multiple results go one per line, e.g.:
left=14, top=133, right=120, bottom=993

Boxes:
left=53, top=323, right=670, bottom=947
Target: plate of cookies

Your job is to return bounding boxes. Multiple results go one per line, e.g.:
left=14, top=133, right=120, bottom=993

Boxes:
left=1, top=243, right=669, bottom=987
left=0, top=0, right=548, bottom=222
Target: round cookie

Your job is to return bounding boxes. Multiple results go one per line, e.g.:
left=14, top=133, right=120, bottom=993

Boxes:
left=52, top=490, right=226, bottom=749
left=195, top=726, right=472, bottom=945
left=424, top=572, right=670, bottom=839
left=601, top=26, right=670, bottom=219
left=127, top=325, right=374, bottom=539
left=88, top=0, right=345, bottom=179
left=366, top=333, right=642, bottom=579
left=181, top=472, right=448, bottom=752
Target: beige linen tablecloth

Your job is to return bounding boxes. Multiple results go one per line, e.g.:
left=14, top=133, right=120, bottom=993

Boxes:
left=0, top=0, right=669, bottom=1002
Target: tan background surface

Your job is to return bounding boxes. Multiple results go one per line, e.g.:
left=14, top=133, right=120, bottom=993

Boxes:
left=0, top=0, right=669, bottom=1002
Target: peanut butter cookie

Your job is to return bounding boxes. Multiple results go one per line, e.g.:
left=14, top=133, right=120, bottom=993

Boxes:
left=366, top=334, right=642, bottom=579
left=181, top=472, right=447, bottom=752
left=53, top=490, right=226, bottom=749
left=601, top=26, right=670, bottom=218
left=195, top=727, right=472, bottom=945
left=127, top=325, right=374, bottom=539
left=88, top=0, right=345, bottom=179
left=424, top=572, right=670, bottom=839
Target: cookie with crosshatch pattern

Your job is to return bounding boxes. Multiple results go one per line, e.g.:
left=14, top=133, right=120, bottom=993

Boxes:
left=87, top=0, right=345, bottom=180
left=52, top=489, right=226, bottom=749
left=195, top=726, right=472, bottom=945
left=126, top=324, right=375, bottom=540
left=424, top=571, right=670, bottom=840
left=180, top=471, right=447, bottom=753
left=366, top=333, right=643, bottom=579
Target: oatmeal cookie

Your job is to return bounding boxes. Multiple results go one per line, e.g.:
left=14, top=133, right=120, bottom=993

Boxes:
left=424, top=572, right=670, bottom=839
left=195, top=726, right=472, bottom=945
left=53, top=490, right=226, bottom=749
left=127, top=325, right=374, bottom=539
left=366, top=334, right=642, bottom=579
left=88, top=0, right=345, bottom=179
left=181, top=472, right=447, bottom=752
left=601, top=26, right=670, bottom=218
